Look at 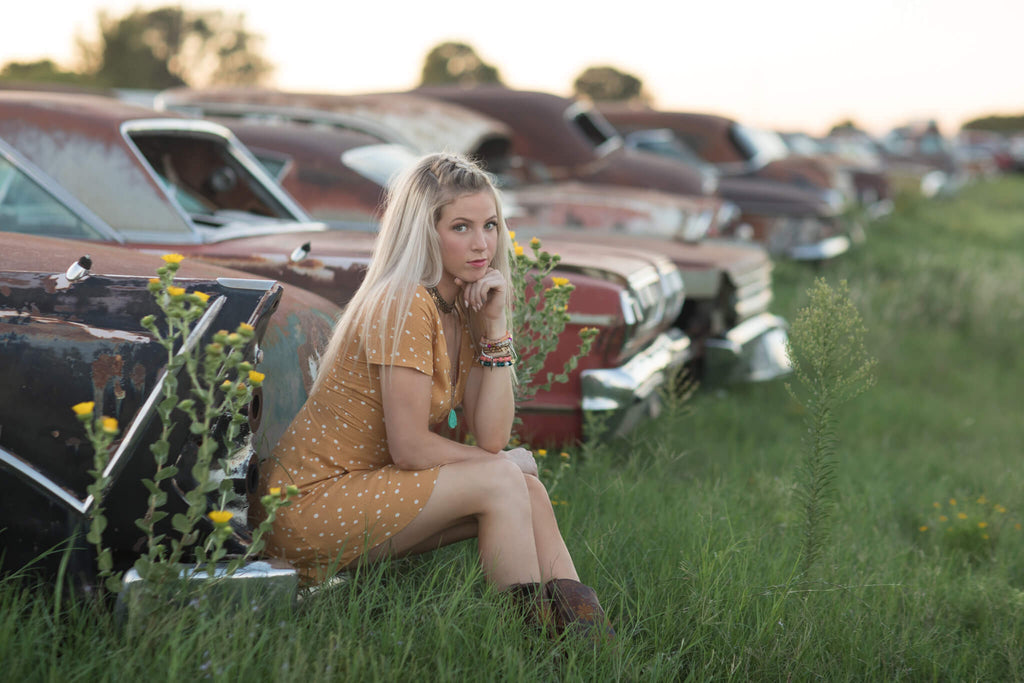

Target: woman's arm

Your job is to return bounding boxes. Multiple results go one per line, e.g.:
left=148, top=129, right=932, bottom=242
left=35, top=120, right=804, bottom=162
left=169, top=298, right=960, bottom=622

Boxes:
left=458, top=269, right=515, bottom=452
left=382, top=365, right=497, bottom=470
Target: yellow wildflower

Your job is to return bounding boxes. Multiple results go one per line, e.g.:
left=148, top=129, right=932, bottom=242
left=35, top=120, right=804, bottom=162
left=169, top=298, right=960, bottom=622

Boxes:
left=939, top=515, right=948, bottom=522
left=166, top=286, right=185, bottom=297
left=149, top=278, right=159, bottom=284
left=536, top=449, right=547, bottom=456
left=560, top=452, right=570, bottom=459
left=932, top=502, right=940, bottom=509
left=101, top=417, right=118, bottom=434
left=269, top=487, right=282, bottom=497
left=978, top=522, right=988, bottom=529
left=238, top=322, right=254, bottom=333
left=982, top=534, right=990, bottom=540
left=551, top=276, right=570, bottom=287
left=977, top=495, right=988, bottom=505
left=918, top=526, right=928, bottom=532
left=507, top=230, right=516, bottom=240
left=530, top=237, right=540, bottom=247
left=191, top=290, right=210, bottom=303
left=995, top=505, right=1007, bottom=514
left=1015, top=523, right=1021, bottom=531
left=71, top=401, right=95, bottom=416
left=208, top=510, right=233, bottom=525
left=514, top=244, right=524, bottom=256
left=957, top=512, right=968, bottom=520
left=248, top=370, right=266, bottom=385
left=949, top=498, right=957, bottom=506
left=161, top=253, right=185, bottom=264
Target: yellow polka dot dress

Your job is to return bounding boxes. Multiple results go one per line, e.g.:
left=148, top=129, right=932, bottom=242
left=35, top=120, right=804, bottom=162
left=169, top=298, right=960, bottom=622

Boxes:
left=259, top=286, right=473, bottom=582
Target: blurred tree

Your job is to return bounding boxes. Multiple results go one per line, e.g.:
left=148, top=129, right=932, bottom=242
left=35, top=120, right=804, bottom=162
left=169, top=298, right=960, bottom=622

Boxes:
left=828, top=119, right=866, bottom=136
left=573, top=65, right=648, bottom=102
left=0, top=59, right=98, bottom=86
left=78, top=6, right=274, bottom=89
left=962, top=114, right=1024, bottom=133
left=420, top=42, right=503, bottom=86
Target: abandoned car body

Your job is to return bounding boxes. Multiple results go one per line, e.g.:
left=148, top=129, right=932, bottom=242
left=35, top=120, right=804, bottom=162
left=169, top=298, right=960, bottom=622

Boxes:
left=0, top=232, right=286, bottom=580
left=597, top=106, right=855, bottom=260
left=174, top=109, right=788, bottom=384
left=0, top=91, right=690, bottom=445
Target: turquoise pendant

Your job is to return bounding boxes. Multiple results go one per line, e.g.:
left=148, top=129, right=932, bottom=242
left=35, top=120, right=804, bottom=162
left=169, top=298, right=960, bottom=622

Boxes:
left=448, top=408, right=458, bottom=429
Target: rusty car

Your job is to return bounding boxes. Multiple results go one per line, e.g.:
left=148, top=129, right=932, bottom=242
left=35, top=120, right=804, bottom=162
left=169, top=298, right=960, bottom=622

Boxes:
left=0, top=231, right=288, bottom=581
left=0, top=90, right=691, bottom=445
left=597, top=105, right=856, bottom=260
left=154, top=90, right=790, bottom=384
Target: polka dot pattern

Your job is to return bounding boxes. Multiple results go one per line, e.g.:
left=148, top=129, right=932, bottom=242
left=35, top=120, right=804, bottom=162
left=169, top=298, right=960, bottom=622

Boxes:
left=258, top=285, right=473, bottom=581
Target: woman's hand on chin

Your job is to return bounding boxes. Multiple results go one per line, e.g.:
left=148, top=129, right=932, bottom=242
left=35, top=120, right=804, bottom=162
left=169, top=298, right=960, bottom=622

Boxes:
left=501, top=447, right=538, bottom=477
left=455, top=268, right=507, bottom=324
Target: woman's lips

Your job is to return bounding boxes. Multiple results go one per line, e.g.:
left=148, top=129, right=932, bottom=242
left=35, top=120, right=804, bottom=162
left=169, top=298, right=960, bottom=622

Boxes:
left=467, top=259, right=488, bottom=267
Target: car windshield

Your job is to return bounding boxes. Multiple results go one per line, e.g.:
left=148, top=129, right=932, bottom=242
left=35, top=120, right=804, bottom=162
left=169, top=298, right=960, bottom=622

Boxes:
left=0, top=154, right=107, bottom=240
left=624, top=129, right=717, bottom=173
left=782, top=133, right=823, bottom=157
left=731, top=124, right=790, bottom=164
left=341, top=143, right=418, bottom=187
left=128, top=131, right=296, bottom=227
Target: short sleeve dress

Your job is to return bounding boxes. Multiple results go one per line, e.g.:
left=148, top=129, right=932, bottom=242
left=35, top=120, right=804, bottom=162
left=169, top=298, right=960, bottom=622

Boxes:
left=259, top=285, right=473, bottom=581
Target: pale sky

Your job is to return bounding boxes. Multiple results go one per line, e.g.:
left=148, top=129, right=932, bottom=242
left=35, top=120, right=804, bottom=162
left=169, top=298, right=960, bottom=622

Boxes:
left=4, top=0, right=1022, bottom=136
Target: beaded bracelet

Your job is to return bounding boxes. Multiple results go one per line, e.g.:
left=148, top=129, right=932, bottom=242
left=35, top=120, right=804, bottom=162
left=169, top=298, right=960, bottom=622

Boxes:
left=479, top=357, right=515, bottom=368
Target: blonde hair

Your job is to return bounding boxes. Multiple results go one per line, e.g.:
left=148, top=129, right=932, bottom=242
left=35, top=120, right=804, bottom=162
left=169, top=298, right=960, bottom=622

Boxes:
left=313, top=152, right=514, bottom=392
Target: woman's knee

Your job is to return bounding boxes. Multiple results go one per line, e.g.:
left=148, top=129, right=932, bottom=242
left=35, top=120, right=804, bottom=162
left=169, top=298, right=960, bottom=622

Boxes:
left=474, top=458, right=531, bottom=511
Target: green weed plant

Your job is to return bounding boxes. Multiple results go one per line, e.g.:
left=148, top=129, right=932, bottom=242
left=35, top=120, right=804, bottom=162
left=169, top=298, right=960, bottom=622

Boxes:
left=785, top=278, right=877, bottom=575
left=78, top=254, right=295, bottom=596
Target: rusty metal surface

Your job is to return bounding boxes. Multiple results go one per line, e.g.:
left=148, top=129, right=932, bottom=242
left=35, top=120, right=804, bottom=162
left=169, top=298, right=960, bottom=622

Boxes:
left=0, top=236, right=291, bottom=577
left=414, top=87, right=711, bottom=197
left=158, top=87, right=513, bottom=158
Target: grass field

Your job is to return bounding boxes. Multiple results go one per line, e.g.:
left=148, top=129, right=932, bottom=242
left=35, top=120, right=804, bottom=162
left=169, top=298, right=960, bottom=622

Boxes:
left=3, top=176, right=1024, bottom=680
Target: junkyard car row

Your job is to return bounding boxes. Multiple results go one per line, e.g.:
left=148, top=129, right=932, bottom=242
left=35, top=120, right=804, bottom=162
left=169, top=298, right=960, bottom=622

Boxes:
left=0, top=85, right=992, bottom=584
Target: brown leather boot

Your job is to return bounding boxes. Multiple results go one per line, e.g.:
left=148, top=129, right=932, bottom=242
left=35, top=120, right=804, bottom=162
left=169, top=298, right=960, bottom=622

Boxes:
left=544, top=578, right=615, bottom=640
left=502, top=582, right=547, bottom=629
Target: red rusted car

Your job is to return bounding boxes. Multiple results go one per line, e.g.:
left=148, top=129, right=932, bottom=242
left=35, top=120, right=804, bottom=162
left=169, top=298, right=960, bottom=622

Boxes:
left=156, top=89, right=790, bottom=384
left=0, top=91, right=690, bottom=445
left=596, top=105, right=855, bottom=260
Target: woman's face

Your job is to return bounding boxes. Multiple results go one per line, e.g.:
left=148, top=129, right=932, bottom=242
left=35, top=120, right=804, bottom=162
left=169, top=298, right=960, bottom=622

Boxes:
left=435, top=190, right=499, bottom=288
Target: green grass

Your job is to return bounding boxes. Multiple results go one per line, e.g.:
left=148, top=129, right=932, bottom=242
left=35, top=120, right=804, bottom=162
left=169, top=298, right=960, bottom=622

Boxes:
left=4, top=177, right=1024, bottom=680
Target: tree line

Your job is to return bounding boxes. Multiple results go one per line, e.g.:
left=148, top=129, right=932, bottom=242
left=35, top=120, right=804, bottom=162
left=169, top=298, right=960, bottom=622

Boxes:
left=4, top=9, right=1020, bottom=134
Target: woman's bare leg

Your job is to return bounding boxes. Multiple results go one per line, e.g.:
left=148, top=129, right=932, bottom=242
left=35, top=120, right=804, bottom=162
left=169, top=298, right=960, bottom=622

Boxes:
left=524, top=475, right=579, bottom=582
left=368, top=458, right=541, bottom=588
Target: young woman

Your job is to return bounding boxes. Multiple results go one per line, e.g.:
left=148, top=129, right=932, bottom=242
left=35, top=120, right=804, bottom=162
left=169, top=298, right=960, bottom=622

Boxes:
left=259, top=152, right=612, bottom=637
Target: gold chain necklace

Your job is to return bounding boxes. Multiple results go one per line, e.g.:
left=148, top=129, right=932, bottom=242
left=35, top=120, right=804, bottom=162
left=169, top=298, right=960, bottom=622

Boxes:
left=428, top=285, right=459, bottom=428
left=427, top=286, right=457, bottom=315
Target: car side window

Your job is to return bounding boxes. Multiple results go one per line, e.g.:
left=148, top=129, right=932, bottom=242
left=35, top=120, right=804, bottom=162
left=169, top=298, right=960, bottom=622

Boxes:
left=0, top=156, right=105, bottom=240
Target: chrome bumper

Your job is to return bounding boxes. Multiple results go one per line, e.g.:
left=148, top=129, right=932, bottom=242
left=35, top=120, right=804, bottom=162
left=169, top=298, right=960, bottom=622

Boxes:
left=787, top=235, right=851, bottom=261
left=581, top=328, right=693, bottom=435
left=116, top=559, right=299, bottom=620
left=705, top=312, right=792, bottom=383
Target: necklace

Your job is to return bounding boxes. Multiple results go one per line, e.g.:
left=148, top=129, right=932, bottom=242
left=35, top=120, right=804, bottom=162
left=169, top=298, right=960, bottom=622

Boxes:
left=427, top=286, right=457, bottom=315
left=429, top=285, right=460, bottom=428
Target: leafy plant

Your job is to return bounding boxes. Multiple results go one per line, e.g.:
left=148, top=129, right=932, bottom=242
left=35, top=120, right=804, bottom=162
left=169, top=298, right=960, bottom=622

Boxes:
left=80, top=254, right=296, bottom=595
left=785, top=278, right=876, bottom=575
left=509, top=233, right=598, bottom=418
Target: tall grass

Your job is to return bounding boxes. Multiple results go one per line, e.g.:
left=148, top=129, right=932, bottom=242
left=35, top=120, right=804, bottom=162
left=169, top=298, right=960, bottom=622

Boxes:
left=4, top=177, right=1024, bottom=680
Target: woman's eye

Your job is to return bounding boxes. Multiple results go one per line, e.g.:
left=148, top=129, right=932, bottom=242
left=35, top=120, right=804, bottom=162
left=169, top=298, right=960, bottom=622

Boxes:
left=452, top=223, right=468, bottom=232
left=485, top=221, right=498, bottom=230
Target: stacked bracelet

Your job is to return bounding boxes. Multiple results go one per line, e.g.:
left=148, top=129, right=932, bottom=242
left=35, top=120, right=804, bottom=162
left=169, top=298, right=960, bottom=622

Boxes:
left=478, top=331, right=515, bottom=367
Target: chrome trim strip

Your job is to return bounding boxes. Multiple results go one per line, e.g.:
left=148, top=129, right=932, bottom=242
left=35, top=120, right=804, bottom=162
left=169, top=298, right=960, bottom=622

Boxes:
left=84, top=296, right=227, bottom=510
left=0, top=445, right=87, bottom=515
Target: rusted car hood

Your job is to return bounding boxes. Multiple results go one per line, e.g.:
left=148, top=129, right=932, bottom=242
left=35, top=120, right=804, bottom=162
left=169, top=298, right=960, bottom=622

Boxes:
left=158, top=87, right=513, bottom=159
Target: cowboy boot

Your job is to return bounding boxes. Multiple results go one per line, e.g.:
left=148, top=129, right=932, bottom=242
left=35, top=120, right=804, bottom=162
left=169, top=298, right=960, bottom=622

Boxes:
left=544, top=578, right=615, bottom=640
left=502, top=582, right=548, bottom=629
